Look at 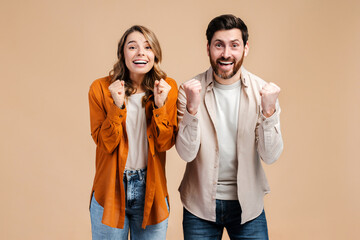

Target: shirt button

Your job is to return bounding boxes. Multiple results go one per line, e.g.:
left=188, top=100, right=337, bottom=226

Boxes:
left=149, top=135, right=152, bottom=138
left=156, top=114, right=159, bottom=117
left=120, top=115, right=123, bottom=118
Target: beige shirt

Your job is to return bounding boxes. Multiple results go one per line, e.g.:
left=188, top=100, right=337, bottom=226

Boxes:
left=176, top=67, right=283, bottom=224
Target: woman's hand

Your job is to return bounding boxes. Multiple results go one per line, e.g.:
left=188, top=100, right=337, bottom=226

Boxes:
left=108, top=80, right=125, bottom=108
left=154, top=79, right=171, bottom=108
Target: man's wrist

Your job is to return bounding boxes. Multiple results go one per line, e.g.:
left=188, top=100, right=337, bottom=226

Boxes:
left=187, top=107, right=197, bottom=115
left=262, top=108, right=275, bottom=118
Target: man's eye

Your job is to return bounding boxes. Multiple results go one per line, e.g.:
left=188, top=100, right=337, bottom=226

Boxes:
left=232, top=44, right=239, bottom=48
left=215, top=44, right=222, bottom=48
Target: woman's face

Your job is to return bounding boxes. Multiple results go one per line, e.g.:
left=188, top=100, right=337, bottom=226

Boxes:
left=124, top=31, right=155, bottom=79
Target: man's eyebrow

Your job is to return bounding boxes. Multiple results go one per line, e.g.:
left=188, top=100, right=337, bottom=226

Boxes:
left=213, top=39, right=223, bottom=43
left=213, top=39, right=241, bottom=43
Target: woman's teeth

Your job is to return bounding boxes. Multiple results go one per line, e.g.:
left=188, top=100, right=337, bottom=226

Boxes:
left=133, top=61, right=147, bottom=64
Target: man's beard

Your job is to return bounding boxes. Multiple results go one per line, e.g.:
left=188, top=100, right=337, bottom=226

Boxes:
left=210, top=52, right=244, bottom=80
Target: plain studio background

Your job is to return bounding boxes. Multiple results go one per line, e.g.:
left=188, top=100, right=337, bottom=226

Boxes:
left=1, top=0, right=359, bottom=239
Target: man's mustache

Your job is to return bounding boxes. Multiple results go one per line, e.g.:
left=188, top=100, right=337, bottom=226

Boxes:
left=216, top=57, right=235, bottom=63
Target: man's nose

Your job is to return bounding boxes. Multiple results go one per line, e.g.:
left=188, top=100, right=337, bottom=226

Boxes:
left=222, top=46, right=230, bottom=59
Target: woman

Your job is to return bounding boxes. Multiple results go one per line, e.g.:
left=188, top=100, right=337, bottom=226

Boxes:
left=88, top=25, right=178, bottom=240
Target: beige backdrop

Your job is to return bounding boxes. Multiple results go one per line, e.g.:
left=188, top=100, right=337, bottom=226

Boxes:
left=1, top=0, right=359, bottom=239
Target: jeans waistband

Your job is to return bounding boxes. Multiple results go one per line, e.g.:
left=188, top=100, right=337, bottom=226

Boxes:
left=124, top=167, right=147, bottom=181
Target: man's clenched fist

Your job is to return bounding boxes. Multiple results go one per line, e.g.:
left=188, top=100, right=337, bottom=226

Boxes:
left=183, top=79, right=202, bottom=115
left=260, top=82, right=280, bottom=118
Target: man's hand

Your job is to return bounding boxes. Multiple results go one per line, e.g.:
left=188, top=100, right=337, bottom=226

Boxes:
left=154, top=79, right=171, bottom=108
left=260, top=82, right=281, bottom=118
left=183, top=79, right=202, bottom=115
left=108, top=80, right=125, bottom=108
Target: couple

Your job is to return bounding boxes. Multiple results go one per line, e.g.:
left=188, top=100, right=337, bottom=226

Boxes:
left=88, top=14, right=283, bottom=240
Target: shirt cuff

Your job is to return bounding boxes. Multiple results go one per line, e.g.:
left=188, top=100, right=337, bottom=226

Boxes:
left=152, top=102, right=168, bottom=125
left=108, top=103, right=126, bottom=124
left=182, top=108, right=199, bottom=127
left=260, top=109, right=279, bottom=129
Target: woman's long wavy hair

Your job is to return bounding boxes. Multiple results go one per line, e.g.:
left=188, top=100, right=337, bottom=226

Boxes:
left=109, top=25, right=167, bottom=105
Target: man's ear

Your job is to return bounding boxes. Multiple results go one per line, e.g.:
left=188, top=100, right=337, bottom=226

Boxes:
left=207, top=43, right=210, bottom=57
left=244, top=41, right=249, bottom=57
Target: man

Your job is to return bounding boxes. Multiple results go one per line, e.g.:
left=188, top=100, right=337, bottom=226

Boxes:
left=175, top=14, right=284, bottom=240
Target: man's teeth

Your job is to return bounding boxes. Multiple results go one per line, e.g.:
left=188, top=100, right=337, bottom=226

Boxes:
left=133, top=61, right=147, bottom=64
left=219, top=62, right=233, bottom=65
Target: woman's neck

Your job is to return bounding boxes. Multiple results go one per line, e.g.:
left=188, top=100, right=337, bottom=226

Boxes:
left=130, top=73, right=145, bottom=93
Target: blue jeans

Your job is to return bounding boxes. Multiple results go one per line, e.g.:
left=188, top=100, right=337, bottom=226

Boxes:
left=183, top=200, right=268, bottom=240
left=90, top=169, right=169, bottom=240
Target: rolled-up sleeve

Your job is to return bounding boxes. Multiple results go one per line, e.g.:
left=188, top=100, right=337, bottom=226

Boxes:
left=175, top=84, right=201, bottom=162
left=256, top=100, right=284, bottom=164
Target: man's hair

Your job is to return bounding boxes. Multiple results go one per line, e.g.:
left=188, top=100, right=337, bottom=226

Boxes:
left=206, top=14, right=249, bottom=46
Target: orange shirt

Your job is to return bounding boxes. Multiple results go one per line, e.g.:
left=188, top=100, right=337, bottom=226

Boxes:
left=88, top=76, right=178, bottom=229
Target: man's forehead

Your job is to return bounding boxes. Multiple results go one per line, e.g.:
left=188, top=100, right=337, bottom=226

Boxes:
left=212, top=29, right=243, bottom=42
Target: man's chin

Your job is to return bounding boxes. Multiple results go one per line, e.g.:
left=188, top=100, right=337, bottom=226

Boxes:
left=215, top=70, right=235, bottom=80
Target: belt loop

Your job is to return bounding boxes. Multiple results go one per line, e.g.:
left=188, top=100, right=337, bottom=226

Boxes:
left=137, top=169, right=142, bottom=181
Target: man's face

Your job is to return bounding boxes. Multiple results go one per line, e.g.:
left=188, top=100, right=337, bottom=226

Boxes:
left=208, top=29, right=249, bottom=80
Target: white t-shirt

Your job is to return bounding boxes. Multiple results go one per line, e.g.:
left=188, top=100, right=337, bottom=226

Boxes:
left=125, top=92, right=148, bottom=170
left=213, top=79, right=241, bottom=200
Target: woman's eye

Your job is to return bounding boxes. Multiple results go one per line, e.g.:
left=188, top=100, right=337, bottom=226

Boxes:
left=145, top=46, right=152, bottom=50
left=129, top=46, right=136, bottom=50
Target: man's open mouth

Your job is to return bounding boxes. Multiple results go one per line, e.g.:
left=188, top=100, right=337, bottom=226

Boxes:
left=218, top=61, right=234, bottom=66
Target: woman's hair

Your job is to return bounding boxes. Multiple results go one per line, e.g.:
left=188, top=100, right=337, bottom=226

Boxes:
left=109, top=25, right=167, bottom=105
